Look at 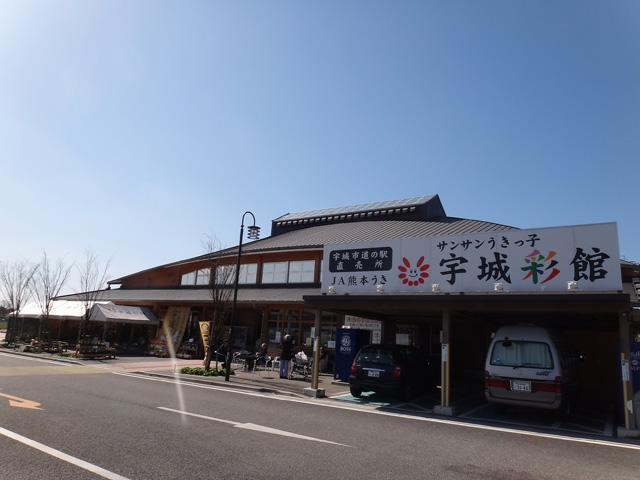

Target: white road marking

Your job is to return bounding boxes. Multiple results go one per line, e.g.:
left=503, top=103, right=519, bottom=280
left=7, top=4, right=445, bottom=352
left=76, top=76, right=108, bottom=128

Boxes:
left=158, top=407, right=352, bottom=447
left=0, top=351, right=74, bottom=366
left=119, top=372, right=640, bottom=452
left=0, top=426, right=130, bottom=480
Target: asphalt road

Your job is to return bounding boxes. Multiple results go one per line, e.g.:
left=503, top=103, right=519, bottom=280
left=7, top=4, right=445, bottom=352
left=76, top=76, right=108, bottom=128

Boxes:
left=1, top=352, right=639, bottom=480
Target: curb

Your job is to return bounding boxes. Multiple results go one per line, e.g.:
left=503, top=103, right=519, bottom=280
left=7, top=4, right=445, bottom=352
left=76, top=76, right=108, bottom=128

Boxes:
left=140, top=371, right=308, bottom=398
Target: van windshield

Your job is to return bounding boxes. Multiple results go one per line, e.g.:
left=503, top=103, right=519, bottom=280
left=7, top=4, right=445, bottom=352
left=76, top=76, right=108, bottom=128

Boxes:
left=490, top=340, right=554, bottom=369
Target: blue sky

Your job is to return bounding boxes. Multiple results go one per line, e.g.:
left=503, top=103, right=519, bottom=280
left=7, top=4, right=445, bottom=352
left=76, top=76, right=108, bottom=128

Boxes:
left=1, top=1, right=638, bottom=295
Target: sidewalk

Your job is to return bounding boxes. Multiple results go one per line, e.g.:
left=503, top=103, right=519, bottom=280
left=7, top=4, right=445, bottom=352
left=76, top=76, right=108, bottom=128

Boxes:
left=0, top=347, right=350, bottom=399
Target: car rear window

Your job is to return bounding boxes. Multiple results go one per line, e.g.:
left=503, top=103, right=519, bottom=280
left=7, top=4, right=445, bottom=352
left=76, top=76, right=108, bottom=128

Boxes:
left=356, top=347, right=395, bottom=365
left=489, top=340, right=554, bottom=369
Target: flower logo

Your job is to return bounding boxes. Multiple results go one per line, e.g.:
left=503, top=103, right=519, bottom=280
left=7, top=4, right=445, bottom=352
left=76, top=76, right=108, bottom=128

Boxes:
left=398, top=256, right=430, bottom=286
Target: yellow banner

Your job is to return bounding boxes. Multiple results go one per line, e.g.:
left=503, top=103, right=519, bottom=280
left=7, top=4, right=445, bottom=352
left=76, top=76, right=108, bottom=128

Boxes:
left=199, top=321, right=211, bottom=353
left=160, top=307, right=190, bottom=349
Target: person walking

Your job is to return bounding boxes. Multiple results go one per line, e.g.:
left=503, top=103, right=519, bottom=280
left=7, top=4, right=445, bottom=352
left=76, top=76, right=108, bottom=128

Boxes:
left=279, top=334, right=293, bottom=379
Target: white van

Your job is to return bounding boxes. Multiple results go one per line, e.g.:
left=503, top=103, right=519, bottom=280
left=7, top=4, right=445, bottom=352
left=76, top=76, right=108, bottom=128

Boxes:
left=484, top=325, right=584, bottom=415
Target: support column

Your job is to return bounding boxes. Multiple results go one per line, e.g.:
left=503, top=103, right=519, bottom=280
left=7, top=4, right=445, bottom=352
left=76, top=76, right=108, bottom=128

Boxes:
left=304, top=309, right=325, bottom=398
left=434, top=309, right=458, bottom=416
left=619, top=311, right=636, bottom=431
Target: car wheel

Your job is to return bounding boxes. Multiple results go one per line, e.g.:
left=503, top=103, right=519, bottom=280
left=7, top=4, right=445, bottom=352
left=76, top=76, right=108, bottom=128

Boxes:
left=350, top=387, right=362, bottom=397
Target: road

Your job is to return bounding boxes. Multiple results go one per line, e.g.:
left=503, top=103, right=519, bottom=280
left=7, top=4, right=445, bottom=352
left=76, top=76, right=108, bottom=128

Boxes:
left=0, top=352, right=639, bottom=480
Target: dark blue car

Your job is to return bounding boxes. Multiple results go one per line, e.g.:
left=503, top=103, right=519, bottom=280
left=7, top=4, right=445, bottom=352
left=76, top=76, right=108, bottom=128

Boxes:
left=349, top=344, right=439, bottom=400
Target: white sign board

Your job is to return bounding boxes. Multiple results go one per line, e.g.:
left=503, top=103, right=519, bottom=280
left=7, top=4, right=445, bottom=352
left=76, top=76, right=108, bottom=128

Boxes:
left=322, top=222, right=621, bottom=294
left=345, top=316, right=382, bottom=344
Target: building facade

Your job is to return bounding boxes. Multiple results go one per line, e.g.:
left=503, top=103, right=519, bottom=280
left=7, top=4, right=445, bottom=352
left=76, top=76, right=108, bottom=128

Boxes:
left=57, top=194, right=640, bottom=425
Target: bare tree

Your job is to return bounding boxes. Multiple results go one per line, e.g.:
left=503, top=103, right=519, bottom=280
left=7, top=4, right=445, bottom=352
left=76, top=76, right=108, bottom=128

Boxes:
left=201, top=234, right=235, bottom=371
left=0, top=259, right=39, bottom=342
left=76, top=248, right=111, bottom=342
left=30, top=251, right=73, bottom=341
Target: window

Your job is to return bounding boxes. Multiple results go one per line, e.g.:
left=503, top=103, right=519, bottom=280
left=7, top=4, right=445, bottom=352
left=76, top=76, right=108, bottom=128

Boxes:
left=489, top=341, right=554, bottom=369
left=288, top=260, right=315, bottom=283
left=267, top=309, right=337, bottom=349
left=196, top=269, right=210, bottom=285
left=262, top=260, right=315, bottom=284
left=262, top=262, right=288, bottom=284
left=215, top=264, right=258, bottom=285
left=181, top=269, right=210, bottom=286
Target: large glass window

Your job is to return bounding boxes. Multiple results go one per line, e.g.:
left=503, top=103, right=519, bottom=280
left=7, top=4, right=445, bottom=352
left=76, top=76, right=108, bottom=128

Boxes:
left=267, top=309, right=337, bottom=350
left=262, top=262, right=288, bottom=284
left=288, top=260, right=315, bottom=283
left=181, top=269, right=210, bottom=286
left=216, top=264, right=258, bottom=285
left=195, top=269, right=210, bottom=285
left=262, top=260, right=315, bottom=284
left=181, top=271, right=196, bottom=285
left=267, top=310, right=283, bottom=344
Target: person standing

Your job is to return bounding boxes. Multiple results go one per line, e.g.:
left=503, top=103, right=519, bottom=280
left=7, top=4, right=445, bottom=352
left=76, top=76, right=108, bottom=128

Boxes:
left=279, top=334, right=293, bottom=379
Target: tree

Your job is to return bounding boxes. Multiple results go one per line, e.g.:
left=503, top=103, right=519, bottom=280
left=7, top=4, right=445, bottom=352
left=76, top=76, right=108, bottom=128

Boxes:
left=75, top=248, right=111, bottom=342
left=201, top=234, right=235, bottom=371
left=30, top=251, right=73, bottom=341
left=0, top=259, right=39, bottom=342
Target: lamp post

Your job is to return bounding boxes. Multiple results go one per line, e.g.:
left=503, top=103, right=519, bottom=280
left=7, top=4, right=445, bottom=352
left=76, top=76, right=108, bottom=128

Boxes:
left=225, top=211, right=260, bottom=381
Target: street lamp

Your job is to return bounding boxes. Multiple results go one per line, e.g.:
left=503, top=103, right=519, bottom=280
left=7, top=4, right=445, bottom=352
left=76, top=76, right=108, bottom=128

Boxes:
left=225, top=211, right=260, bottom=381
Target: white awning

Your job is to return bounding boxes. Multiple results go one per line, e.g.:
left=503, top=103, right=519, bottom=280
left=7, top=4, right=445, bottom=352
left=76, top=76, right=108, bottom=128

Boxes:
left=89, top=303, right=159, bottom=325
left=17, top=300, right=96, bottom=319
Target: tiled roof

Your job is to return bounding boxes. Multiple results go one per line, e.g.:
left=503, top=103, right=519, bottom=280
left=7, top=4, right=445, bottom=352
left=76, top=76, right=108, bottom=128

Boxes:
left=57, top=287, right=321, bottom=304
left=110, top=217, right=517, bottom=282
left=242, top=217, right=517, bottom=253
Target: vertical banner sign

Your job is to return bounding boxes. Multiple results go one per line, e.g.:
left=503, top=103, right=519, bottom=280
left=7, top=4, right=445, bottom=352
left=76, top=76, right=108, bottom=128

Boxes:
left=161, top=307, right=190, bottom=348
left=199, top=321, right=211, bottom=354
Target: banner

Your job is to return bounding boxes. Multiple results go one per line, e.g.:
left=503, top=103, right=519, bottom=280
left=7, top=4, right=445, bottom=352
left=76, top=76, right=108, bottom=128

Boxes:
left=323, top=222, right=621, bottom=294
left=160, top=307, right=190, bottom=348
left=199, top=321, right=211, bottom=354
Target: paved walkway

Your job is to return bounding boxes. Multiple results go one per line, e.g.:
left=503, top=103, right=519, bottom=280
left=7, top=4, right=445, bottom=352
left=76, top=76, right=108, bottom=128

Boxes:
left=0, top=348, right=349, bottom=398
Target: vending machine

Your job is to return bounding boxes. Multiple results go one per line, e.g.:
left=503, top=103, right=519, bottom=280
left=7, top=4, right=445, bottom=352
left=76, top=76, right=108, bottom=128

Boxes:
left=333, top=328, right=371, bottom=382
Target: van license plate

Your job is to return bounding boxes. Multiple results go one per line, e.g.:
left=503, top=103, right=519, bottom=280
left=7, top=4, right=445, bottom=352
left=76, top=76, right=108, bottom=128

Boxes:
left=367, top=371, right=380, bottom=378
left=511, top=380, right=531, bottom=392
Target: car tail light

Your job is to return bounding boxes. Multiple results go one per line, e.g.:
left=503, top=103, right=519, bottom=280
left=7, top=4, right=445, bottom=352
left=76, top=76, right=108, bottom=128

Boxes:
left=351, top=359, right=357, bottom=375
left=485, top=377, right=509, bottom=389
left=392, top=364, right=402, bottom=379
left=533, top=379, right=562, bottom=394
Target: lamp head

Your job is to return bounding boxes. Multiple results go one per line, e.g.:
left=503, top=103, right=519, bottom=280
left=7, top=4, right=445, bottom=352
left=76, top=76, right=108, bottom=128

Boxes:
left=247, top=225, right=260, bottom=240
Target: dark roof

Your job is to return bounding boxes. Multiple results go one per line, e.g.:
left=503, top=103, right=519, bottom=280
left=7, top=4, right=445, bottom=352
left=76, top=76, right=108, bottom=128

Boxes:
left=149, top=217, right=518, bottom=275
left=245, top=217, right=516, bottom=253
left=270, top=194, right=447, bottom=236
left=108, top=194, right=516, bottom=283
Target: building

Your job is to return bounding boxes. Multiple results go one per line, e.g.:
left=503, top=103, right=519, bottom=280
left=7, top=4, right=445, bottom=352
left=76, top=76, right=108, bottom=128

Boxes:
left=57, top=194, right=640, bottom=425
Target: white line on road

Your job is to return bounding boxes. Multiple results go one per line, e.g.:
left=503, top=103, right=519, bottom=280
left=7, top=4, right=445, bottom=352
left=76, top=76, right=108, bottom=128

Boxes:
left=158, top=407, right=352, bottom=447
left=0, top=426, right=131, bottom=480
left=119, top=372, right=640, bottom=452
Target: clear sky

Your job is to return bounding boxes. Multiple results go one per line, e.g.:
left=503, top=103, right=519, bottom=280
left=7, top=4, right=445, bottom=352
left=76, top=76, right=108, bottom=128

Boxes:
left=1, top=1, right=638, bottom=296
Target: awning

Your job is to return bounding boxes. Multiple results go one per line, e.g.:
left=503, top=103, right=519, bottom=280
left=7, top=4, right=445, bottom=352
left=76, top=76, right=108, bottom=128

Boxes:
left=90, top=303, right=159, bottom=325
left=17, top=300, right=103, bottom=320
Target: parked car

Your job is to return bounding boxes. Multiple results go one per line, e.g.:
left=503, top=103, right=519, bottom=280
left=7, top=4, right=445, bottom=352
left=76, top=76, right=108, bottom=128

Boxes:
left=484, top=325, right=585, bottom=417
left=349, top=344, right=439, bottom=400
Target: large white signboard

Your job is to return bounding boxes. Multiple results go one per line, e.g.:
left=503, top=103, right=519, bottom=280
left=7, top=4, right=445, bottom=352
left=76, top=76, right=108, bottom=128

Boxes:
left=322, top=222, right=621, bottom=294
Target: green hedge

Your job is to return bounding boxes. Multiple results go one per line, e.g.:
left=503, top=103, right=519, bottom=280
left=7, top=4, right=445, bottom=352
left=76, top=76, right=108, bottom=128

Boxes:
left=179, top=366, right=234, bottom=377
